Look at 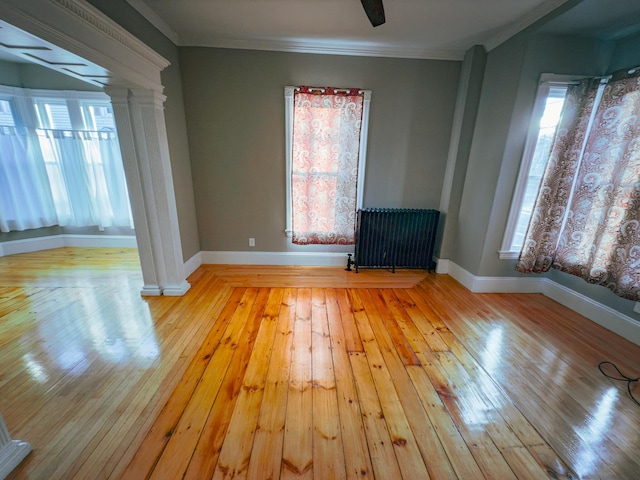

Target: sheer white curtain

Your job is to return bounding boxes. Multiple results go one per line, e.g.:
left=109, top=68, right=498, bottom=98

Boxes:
left=0, top=86, right=133, bottom=233
left=0, top=126, right=57, bottom=232
left=37, top=129, right=133, bottom=229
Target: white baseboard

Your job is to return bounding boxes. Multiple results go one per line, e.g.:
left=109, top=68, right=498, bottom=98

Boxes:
left=62, top=235, right=137, bottom=249
left=183, top=251, right=202, bottom=278
left=447, top=261, right=545, bottom=293
left=441, top=259, right=640, bottom=346
left=200, top=250, right=348, bottom=267
left=0, top=235, right=65, bottom=256
left=0, top=234, right=137, bottom=256
left=435, top=258, right=450, bottom=274
left=541, top=281, right=640, bottom=347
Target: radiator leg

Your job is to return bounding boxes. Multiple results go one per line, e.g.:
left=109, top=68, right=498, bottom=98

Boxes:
left=345, top=254, right=354, bottom=272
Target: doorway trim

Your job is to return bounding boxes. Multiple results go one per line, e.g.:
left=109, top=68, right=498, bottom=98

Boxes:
left=0, top=0, right=190, bottom=296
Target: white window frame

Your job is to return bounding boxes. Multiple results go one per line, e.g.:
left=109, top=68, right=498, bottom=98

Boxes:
left=283, top=86, right=371, bottom=239
left=499, top=74, right=580, bottom=260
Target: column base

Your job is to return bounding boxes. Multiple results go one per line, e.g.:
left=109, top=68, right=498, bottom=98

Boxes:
left=0, top=439, right=31, bottom=479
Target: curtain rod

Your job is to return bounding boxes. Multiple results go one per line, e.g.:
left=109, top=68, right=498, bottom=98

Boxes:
left=291, top=86, right=366, bottom=95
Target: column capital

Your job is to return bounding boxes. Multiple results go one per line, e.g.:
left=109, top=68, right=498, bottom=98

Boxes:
left=129, top=88, right=167, bottom=108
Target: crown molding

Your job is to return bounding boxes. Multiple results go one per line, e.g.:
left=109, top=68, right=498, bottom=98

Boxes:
left=182, top=36, right=465, bottom=61
left=484, top=0, right=575, bottom=51
left=0, top=0, right=169, bottom=90
left=120, top=0, right=577, bottom=61
left=51, top=0, right=169, bottom=69
left=126, top=0, right=180, bottom=45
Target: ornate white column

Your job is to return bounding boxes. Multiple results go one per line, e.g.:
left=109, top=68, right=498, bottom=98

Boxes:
left=106, top=87, right=190, bottom=296
left=108, top=87, right=162, bottom=295
left=0, top=414, right=31, bottom=479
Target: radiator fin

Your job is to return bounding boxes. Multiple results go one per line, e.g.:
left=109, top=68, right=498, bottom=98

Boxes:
left=355, top=208, right=439, bottom=272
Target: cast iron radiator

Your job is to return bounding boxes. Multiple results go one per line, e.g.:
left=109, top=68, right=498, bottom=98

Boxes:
left=354, top=208, right=440, bottom=272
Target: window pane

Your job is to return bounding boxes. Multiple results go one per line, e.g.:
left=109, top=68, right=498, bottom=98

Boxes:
left=36, top=100, right=72, bottom=129
left=0, top=100, right=15, bottom=126
left=84, top=103, right=116, bottom=131
left=511, top=87, right=567, bottom=251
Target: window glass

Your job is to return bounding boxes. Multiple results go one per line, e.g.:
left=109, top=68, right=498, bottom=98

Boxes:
left=0, top=99, right=15, bottom=126
left=499, top=81, right=574, bottom=259
left=35, top=100, right=73, bottom=130
left=510, top=87, right=567, bottom=251
left=83, top=102, right=116, bottom=131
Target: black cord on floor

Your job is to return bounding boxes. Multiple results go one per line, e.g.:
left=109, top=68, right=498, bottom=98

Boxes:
left=598, top=361, right=640, bottom=406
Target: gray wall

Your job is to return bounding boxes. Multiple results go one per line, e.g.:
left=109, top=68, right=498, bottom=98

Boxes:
left=454, top=33, right=530, bottom=274
left=437, top=45, right=486, bottom=260
left=179, top=47, right=460, bottom=253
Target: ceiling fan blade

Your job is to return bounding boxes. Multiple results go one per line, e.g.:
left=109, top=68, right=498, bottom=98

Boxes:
left=361, top=0, right=385, bottom=27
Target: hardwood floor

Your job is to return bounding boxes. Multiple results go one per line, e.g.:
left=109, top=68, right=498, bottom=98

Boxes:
left=1, top=248, right=639, bottom=479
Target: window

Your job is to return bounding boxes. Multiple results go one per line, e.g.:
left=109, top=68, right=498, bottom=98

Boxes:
left=499, top=79, right=570, bottom=259
left=0, top=99, right=15, bottom=127
left=284, top=86, right=371, bottom=245
left=515, top=69, right=640, bottom=300
left=0, top=86, right=132, bottom=233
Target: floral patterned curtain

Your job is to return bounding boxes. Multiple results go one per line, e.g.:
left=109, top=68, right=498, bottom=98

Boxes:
left=516, top=79, right=600, bottom=273
left=517, top=70, right=640, bottom=300
left=291, top=87, right=363, bottom=245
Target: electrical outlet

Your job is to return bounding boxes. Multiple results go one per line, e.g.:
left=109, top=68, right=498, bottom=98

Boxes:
left=249, top=237, right=255, bottom=247
left=634, top=302, right=640, bottom=314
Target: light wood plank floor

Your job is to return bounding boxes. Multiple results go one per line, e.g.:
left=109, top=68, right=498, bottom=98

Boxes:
left=1, top=248, right=639, bottom=479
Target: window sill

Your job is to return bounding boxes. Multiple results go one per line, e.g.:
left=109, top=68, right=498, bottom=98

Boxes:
left=498, top=250, right=519, bottom=260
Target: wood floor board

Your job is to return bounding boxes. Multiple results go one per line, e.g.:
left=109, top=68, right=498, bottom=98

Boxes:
left=324, top=288, right=374, bottom=480
left=247, top=288, right=296, bottom=480
left=349, top=288, right=431, bottom=479
left=2, top=248, right=640, bottom=479
left=348, top=351, right=404, bottom=480
left=310, top=288, right=347, bottom=480
left=212, top=288, right=283, bottom=480
left=281, top=288, right=313, bottom=479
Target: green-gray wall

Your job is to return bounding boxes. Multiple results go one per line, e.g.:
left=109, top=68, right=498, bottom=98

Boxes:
left=179, top=48, right=461, bottom=253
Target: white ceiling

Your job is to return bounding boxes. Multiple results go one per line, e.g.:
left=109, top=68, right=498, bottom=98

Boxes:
left=1, top=0, right=639, bottom=83
left=126, top=0, right=577, bottom=60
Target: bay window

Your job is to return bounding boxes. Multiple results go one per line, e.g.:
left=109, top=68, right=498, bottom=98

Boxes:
left=0, top=86, right=132, bottom=233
